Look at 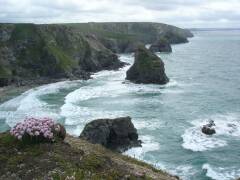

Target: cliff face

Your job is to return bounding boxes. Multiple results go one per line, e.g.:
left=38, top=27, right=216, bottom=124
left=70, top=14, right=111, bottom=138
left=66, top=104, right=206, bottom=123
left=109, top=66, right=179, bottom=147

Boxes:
left=66, top=22, right=193, bottom=53
left=0, top=24, right=124, bottom=87
left=0, top=22, right=193, bottom=87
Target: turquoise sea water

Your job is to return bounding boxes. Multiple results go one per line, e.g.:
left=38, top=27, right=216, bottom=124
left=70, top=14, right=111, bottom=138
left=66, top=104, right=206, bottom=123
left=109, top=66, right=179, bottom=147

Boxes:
left=0, top=30, right=240, bottom=180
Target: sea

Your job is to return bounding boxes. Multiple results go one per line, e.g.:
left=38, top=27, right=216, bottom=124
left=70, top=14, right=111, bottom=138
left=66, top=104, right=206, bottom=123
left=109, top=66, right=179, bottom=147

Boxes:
left=0, top=30, right=240, bottom=180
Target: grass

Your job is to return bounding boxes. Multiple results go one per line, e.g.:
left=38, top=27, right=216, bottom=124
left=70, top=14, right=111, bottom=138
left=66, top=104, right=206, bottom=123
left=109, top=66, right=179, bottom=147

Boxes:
left=0, top=132, right=177, bottom=180
left=46, top=44, right=76, bottom=72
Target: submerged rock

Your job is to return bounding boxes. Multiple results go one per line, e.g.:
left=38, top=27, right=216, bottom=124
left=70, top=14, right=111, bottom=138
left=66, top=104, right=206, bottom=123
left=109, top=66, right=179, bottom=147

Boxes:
left=79, top=117, right=142, bottom=152
left=149, top=38, right=172, bottom=53
left=202, top=120, right=216, bottom=135
left=126, top=46, right=169, bottom=84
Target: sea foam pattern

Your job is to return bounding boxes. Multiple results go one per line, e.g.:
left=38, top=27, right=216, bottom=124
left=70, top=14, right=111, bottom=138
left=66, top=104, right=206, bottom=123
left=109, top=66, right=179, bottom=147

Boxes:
left=182, top=113, right=240, bottom=151
left=0, top=81, right=81, bottom=127
left=203, top=164, right=240, bottom=180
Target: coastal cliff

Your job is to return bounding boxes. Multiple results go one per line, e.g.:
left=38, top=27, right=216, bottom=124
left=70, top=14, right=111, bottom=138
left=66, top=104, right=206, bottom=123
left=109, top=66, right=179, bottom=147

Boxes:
left=0, top=22, right=192, bottom=87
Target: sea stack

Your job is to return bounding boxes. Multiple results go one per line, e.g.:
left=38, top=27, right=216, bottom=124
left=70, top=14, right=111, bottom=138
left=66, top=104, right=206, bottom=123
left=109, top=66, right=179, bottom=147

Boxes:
left=149, top=38, right=172, bottom=53
left=126, top=45, right=169, bottom=84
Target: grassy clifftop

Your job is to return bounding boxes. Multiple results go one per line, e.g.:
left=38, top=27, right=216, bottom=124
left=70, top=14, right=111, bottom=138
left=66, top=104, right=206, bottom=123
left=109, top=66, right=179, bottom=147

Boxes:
left=66, top=22, right=193, bottom=43
left=0, top=132, right=178, bottom=180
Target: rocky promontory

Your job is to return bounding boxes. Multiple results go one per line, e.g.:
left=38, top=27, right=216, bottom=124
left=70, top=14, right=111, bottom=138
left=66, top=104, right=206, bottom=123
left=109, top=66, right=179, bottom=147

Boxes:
left=126, top=46, right=169, bottom=84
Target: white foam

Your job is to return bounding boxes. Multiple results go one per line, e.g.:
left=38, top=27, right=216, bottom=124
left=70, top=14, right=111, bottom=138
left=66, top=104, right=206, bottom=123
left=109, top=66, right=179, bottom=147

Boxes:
left=182, top=113, right=240, bottom=151
left=145, top=44, right=151, bottom=49
left=0, top=81, right=81, bottom=127
left=124, top=135, right=160, bottom=159
left=203, top=164, right=240, bottom=180
left=192, top=114, right=240, bottom=137
left=132, top=119, right=163, bottom=130
left=165, top=165, right=198, bottom=180
left=182, top=126, right=227, bottom=151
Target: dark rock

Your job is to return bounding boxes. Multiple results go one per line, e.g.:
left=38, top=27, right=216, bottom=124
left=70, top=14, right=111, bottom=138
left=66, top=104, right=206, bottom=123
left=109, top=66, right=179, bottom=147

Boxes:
left=202, top=120, right=216, bottom=135
left=126, top=45, right=169, bottom=84
left=0, top=78, right=10, bottom=87
left=79, top=117, right=142, bottom=152
left=149, top=38, right=172, bottom=53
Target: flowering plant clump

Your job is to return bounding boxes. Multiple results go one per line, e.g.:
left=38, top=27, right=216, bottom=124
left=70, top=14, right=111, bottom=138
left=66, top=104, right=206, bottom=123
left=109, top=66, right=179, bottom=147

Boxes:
left=10, top=117, right=55, bottom=143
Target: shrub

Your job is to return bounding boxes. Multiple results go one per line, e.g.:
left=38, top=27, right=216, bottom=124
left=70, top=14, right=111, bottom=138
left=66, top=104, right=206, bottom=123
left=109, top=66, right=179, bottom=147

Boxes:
left=10, top=117, right=61, bottom=143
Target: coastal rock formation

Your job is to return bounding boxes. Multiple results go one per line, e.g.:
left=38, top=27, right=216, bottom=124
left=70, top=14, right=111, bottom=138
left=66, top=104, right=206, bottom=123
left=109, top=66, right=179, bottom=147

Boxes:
left=149, top=38, right=172, bottom=53
left=0, top=24, right=125, bottom=87
left=75, top=22, right=193, bottom=53
left=0, top=22, right=192, bottom=87
left=126, top=46, right=169, bottom=84
left=79, top=117, right=141, bottom=152
left=202, top=120, right=216, bottom=135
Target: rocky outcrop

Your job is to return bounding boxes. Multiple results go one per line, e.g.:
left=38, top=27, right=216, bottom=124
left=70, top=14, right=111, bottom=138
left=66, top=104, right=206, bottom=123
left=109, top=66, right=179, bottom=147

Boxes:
left=126, top=46, right=169, bottom=84
left=149, top=38, right=172, bottom=53
left=79, top=117, right=141, bottom=152
left=202, top=120, right=216, bottom=135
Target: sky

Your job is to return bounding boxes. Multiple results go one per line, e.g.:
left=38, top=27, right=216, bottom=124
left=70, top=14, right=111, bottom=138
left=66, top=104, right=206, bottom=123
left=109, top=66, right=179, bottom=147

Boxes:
left=0, top=0, right=240, bottom=28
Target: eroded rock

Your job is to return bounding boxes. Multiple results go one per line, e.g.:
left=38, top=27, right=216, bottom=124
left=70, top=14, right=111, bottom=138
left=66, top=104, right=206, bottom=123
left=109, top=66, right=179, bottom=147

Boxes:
left=126, top=45, right=169, bottom=84
left=79, top=117, right=141, bottom=152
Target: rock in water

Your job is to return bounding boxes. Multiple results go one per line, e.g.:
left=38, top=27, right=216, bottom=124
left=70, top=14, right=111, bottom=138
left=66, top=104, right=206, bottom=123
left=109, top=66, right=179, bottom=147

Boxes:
left=126, top=46, right=169, bottom=84
left=202, top=120, right=216, bottom=135
left=149, top=38, right=172, bottom=53
left=79, top=117, right=142, bottom=152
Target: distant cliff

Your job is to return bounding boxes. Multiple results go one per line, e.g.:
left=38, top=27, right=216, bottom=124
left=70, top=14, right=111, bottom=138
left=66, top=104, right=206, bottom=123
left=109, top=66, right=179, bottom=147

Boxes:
left=66, top=22, right=193, bottom=53
left=0, top=22, right=193, bottom=87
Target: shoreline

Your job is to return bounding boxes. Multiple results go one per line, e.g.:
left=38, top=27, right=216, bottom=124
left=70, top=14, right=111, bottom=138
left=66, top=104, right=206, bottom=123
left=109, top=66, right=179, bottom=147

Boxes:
left=0, top=77, right=90, bottom=104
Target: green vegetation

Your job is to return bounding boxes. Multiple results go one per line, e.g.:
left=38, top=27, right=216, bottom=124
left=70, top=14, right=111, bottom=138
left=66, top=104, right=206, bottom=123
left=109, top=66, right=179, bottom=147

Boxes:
left=10, top=24, right=38, bottom=42
left=46, top=44, right=75, bottom=72
left=0, top=132, right=177, bottom=180
left=0, top=65, right=11, bottom=78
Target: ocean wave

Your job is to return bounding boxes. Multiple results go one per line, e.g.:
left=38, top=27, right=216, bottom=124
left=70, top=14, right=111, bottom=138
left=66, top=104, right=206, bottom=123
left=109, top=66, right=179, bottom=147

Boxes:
left=63, top=106, right=125, bottom=126
left=168, top=165, right=198, bottom=180
left=0, top=81, right=81, bottom=127
left=124, top=135, right=160, bottom=159
left=132, top=120, right=163, bottom=130
left=202, top=163, right=240, bottom=180
left=182, top=113, right=240, bottom=151
left=182, top=126, right=227, bottom=151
